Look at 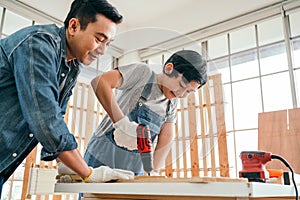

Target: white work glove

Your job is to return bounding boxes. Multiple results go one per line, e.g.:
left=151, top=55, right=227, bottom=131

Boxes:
left=84, top=166, right=134, bottom=183
left=149, top=170, right=160, bottom=176
left=57, top=162, right=77, bottom=183
left=113, top=116, right=138, bottom=150
left=57, top=162, right=76, bottom=175
left=59, top=166, right=134, bottom=183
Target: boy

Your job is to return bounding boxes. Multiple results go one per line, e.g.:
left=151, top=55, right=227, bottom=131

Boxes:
left=84, top=50, right=207, bottom=175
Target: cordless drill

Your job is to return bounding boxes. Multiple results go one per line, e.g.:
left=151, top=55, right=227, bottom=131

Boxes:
left=136, top=124, right=153, bottom=174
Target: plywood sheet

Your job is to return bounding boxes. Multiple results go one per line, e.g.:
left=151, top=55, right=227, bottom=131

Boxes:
left=258, top=108, right=300, bottom=173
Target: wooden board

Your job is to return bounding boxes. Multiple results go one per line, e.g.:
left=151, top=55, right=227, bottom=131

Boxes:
left=258, top=108, right=300, bottom=174
left=56, top=174, right=247, bottom=183
left=119, top=176, right=247, bottom=183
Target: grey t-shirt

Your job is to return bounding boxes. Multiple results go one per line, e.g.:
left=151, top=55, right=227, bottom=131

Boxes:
left=93, top=63, right=178, bottom=137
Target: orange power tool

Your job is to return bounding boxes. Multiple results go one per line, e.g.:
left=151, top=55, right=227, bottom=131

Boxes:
left=136, top=124, right=153, bottom=174
left=239, top=151, right=272, bottom=182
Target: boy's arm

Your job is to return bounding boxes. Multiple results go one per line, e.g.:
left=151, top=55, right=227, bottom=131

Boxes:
left=91, top=69, right=124, bottom=123
left=91, top=69, right=139, bottom=150
left=153, top=122, right=175, bottom=172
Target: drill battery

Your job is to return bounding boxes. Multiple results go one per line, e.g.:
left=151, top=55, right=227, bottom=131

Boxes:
left=136, top=124, right=153, bottom=173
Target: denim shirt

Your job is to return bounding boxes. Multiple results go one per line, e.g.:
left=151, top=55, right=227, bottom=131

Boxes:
left=0, top=24, right=80, bottom=181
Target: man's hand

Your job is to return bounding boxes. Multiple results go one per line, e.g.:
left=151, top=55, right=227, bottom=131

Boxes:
left=58, top=166, right=134, bottom=183
left=113, top=116, right=138, bottom=150
left=84, top=166, right=134, bottom=183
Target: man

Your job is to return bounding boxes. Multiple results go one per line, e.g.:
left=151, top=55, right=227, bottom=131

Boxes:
left=0, top=0, right=133, bottom=197
left=83, top=50, right=207, bottom=175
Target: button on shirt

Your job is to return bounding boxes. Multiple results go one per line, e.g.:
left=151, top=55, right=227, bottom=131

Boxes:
left=0, top=24, right=80, bottom=181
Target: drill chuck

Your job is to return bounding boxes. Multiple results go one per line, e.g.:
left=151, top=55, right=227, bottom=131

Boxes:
left=137, top=124, right=153, bottom=173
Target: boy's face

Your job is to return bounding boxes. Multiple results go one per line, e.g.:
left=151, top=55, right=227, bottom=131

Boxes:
left=66, top=14, right=117, bottom=65
left=160, top=63, right=200, bottom=99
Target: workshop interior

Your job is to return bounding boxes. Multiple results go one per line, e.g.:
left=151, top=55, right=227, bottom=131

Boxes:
left=1, top=0, right=300, bottom=199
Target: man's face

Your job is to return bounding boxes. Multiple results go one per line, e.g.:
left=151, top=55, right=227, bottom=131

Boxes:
left=160, top=63, right=200, bottom=99
left=66, top=14, right=117, bottom=65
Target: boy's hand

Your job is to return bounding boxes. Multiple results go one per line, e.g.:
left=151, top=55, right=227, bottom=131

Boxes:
left=113, top=116, right=138, bottom=150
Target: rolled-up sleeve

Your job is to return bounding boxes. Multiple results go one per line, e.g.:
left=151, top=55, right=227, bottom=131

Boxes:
left=165, top=99, right=179, bottom=123
left=11, top=33, right=77, bottom=160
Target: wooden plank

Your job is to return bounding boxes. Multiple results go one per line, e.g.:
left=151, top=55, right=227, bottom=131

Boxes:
left=57, top=174, right=247, bottom=183
left=83, top=194, right=238, bottom=200
left=180, top=99, right=188, bottom=177
left=71, top=83, right=79, bottom=135
left=118, top=176, right=247, bottom=183
left=64, top=101, right=70, bottom=124
left=288, top=108, right=300, bottom=134
left=78, top=83, right=86, bottom=151
left=165, top=147, right=173, bottom=177
left=84, top=86, right=95, bottom=151
left=258, top=110, right=287, bottom=171
left=187, top=92, right=199, bottom=177
left=258, top=110, right=287, bottom=138
left=205, top=79, right=216, bottom=177
left=22, top=146, right=37, bottom=200
left=198, top=87, right=208, bottom=176
left=52, top=195, right=62, bottom=200
left=175, top=109, right=180, bottom=178
left=212, top=74, right=229, bottom=177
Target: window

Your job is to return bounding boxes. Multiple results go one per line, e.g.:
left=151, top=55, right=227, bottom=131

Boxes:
left=289, top=10, right=300, bottom=37
left=2, top=9, right=32, bottom=36
left=259, top=42, right=288, bottom=75
left=262, top=72, right=293, bottom=111
left=207, top=57, right=230, bottom=83
left=232, top=78, right=262, bottom=130
left=230, top=26, right=256, bottom=53
left=231, top=50, right=259, bottom=81
left=147, top=54, right=163, bottom=73
left=257, top=17, right=284, bottom=46
left=208, top=35, right=228, bottom=59
left=291, top=37, right=300, bottom=68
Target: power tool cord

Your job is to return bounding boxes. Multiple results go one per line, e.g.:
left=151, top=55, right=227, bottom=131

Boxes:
left=271, top=154, right=298, bottom=200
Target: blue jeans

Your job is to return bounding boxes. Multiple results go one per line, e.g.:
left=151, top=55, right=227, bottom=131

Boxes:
left=0, top=176, right=4, bottom=199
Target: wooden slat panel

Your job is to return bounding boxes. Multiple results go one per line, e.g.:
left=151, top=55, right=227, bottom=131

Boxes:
left=213, top=74, right=229, bottom=177
left=85, top=86, right=95, bottom=150
left=21, top=147, right=37, bottom=200
left=175, top=109, right=180, bottom=178
left=165, top=149, right=173, bottom=177
left=71, top=84, right=79, bottom=135
left=187, top=92, right=199, bottom=177
left=180, top=99, right=188, bottom=177
left=198, top=87, right=208, bottom=176
left=78, top=84, right=85, bottom=152
left=205, top=80, right=216, bottom=177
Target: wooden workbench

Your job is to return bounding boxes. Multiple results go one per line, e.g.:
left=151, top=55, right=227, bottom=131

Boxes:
left=54, top=177, right=298, bottom=200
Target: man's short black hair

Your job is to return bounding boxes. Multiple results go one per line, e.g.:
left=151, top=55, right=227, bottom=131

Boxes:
left=64, top=0, right=123, bottom=29
left=164, top=50, right=207, bottom=88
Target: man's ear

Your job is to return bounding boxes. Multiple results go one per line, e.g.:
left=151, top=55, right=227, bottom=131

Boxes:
left=164, top=63, right=174, bottom=75
left=68, top=18, right=80, bottom=35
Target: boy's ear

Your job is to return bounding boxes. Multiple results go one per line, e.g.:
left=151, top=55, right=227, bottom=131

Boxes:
left=164, top=63, right=174, bottom=75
